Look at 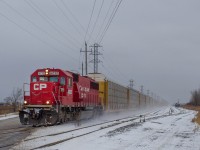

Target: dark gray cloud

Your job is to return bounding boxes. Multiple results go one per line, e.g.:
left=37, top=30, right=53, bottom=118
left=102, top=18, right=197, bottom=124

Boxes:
left=0, top=0, right=200, bottom=104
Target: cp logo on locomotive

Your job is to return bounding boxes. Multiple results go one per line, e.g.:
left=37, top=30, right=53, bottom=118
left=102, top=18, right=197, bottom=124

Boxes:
left=33, top=83, right=47, bottom=90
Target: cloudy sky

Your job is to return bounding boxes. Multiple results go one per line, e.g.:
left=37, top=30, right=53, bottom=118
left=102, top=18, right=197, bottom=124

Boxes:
left=0, top=0, right=200, bottom=103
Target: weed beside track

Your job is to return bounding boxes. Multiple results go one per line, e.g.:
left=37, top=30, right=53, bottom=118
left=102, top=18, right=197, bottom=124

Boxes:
left=182, top=105, right=200, bottom=125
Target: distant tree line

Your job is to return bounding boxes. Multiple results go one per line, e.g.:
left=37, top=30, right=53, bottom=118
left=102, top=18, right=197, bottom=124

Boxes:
left=189, top=88, right=200, bottom=106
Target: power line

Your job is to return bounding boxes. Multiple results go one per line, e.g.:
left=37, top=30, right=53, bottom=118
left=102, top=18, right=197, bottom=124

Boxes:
left=100, top=63, right=128, bottom=87
left=52, top=0, right=84, bottom=38
left=98, top=46, right=129, bottom=81
left=60, top=0, right=85, bottom=32
left=1, top=0, right=77, bottom=52
left=98, top=0, right=122, bottom=43
left=100, top=55, right=129, bottom=84
left=101, top=63, right=119, bottom=81
left=24, top=0, right=82, bottom=48
left=30, top=0, right=82, bottom=46
left=99, top=0, right=123, bottom=44
left=87, top=0, right=105, bottom=43
left=0, top=11, right=78, bottom=62
left=83, top=0, right=97, bottom=43
left=95, top=0, right=115, bottom=42
left=97, top=0, right=120, bottom=43
left=95, top=0, right=129, bottom=86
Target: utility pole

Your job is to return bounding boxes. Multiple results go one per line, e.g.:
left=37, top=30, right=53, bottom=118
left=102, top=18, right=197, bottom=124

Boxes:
left=146, top=89, right=151, bottom=103
left=81, top=62, right=83, bottom=76
left=89, top=43, right=102, bottom=73
left=140, top=85, right=144, bottom=94
left=151, top=92, right=154, bottom=99
left=147, top=90, right=150, bottom=96
left=129, top=79, right=134, bottom=89
left=80, top=42, right=91, bottom=75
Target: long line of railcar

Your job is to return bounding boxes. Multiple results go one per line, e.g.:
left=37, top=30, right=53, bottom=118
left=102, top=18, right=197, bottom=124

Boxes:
left=88, top=73, right=158, bottom=111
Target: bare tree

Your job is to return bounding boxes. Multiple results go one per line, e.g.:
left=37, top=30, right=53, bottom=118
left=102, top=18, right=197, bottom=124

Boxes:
left=190, top=88, right=200, bottom=106
left=4, top=88, right=22, bottom=112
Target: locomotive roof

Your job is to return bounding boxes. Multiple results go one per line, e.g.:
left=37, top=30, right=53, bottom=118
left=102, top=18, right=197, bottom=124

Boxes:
left=32, top=68, right=97, bottom=82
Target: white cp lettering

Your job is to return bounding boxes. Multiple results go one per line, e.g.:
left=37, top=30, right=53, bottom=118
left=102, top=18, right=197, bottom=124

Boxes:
left=34, top=84, right=47, bottom=90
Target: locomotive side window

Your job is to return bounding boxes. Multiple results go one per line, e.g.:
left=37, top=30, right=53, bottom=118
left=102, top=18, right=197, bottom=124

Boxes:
left=39, top=77, right=48, bottom=81
left=32, top=77, right=37, bottom=82
left=68, top=78, right=72, bottom=87
left=50, top=77, right=58, bottom=82
left=60, top=77, right=66, bottom=85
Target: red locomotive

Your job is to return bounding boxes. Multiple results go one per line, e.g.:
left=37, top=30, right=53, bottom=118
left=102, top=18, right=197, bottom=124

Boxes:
left=19, top=68, right=102, bottom=126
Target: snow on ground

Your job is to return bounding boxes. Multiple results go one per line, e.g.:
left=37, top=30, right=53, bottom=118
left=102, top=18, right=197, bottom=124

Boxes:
left=0, top=113, right=18, bottom=121
left=12, top=106, right=200, bottom=150
left=19, top=106, right=168, bottom=139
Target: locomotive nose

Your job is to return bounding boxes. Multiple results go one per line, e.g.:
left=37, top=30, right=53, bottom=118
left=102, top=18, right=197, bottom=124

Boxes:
left=30, top=82, right=55, bottom=105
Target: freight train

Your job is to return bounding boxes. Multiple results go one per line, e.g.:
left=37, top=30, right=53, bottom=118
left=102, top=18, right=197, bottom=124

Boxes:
left=19, top=68, right=157, bottom=126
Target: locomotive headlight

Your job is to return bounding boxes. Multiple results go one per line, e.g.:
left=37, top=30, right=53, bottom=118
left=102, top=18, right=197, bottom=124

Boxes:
left=24, top=100, right=27, bottom=104
left=46, top=100, right=50, bottom=105
left=45, top=69, right=49, bottom=75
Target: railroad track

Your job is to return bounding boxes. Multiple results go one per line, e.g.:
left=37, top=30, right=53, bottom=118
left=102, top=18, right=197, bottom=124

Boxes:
left=0, top=126, right=33, bottom=150
left=0, top=127, right=32, bottom=135
left=25, top=115, right=137, bottom=141
left=26, top=108, right=165, bottom=142
left=19, top=107, right=184, bottom=150
left=30, top=117, right=140, bottom=150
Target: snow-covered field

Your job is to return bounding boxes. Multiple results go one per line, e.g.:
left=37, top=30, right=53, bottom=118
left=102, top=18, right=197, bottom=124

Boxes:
left=12, top=106, right=200, bottom=150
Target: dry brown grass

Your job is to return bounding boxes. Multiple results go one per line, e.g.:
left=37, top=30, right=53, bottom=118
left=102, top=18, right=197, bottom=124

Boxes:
left=191, top=111, right=200, bottom=125
left=183, top=104, right=200, bottom=125
left=182, top=104, right=200, bottom=111
left=0, top=105, right=15, bottom=115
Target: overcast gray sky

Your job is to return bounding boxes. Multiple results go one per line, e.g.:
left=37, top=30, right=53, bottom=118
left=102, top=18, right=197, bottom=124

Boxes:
left=0, top=0, right=200, bottom=104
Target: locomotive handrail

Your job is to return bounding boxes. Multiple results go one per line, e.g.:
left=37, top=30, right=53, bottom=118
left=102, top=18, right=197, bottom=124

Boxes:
left=52, top=91, right=60, bottom=113
left=52, top=92, right=57, bottom=104
left=58, top=86, right=62, bottom=104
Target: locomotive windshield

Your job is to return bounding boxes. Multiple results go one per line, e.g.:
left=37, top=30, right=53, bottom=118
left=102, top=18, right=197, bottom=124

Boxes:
left=49, top=77, right=58, bottom=82
left=39, top=77, right=48, bottom=81
left=37, top=76, right=58, bottom=82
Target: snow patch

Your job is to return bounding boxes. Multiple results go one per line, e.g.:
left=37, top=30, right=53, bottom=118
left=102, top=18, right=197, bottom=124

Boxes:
left=0, top=113, right=18, bottom=121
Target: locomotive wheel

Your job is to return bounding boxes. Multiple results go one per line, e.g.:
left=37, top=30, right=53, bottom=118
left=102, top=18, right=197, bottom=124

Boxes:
left=73, top=111, right=81, bottom=121
left=44, top=111, right=58, bottom=126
